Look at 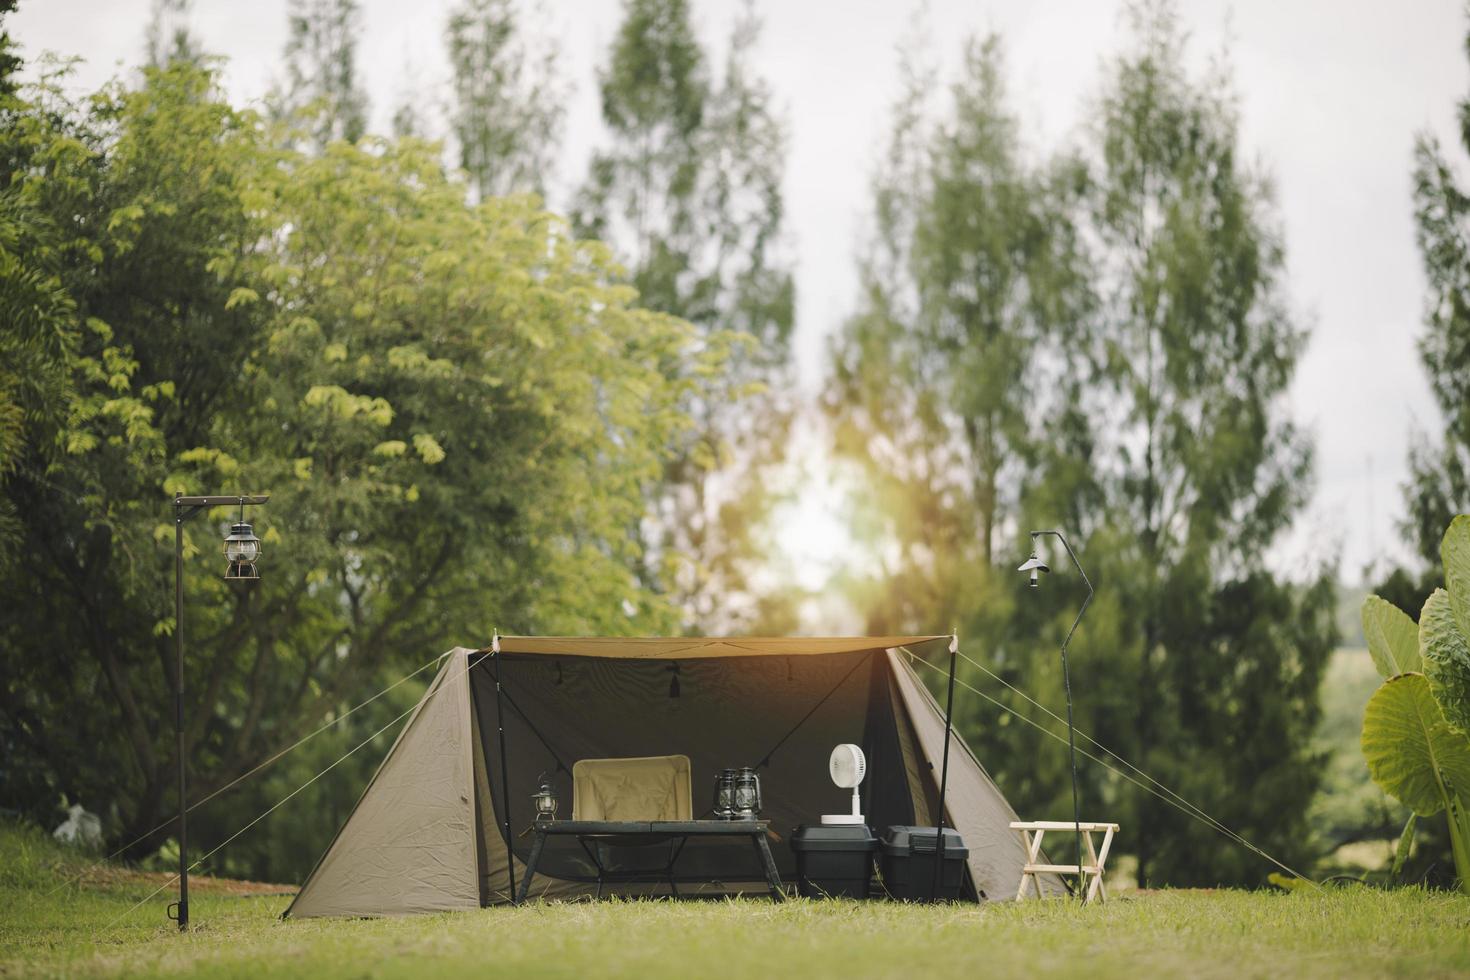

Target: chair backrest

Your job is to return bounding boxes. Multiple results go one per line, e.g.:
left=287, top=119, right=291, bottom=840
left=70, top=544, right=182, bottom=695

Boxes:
left=571, top=755, right=693, bottom=821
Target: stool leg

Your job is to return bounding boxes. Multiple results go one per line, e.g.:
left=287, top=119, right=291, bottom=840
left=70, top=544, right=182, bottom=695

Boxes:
left=1016, top=829, right=1033, bottom=901
left=1087, top=828, right=1115, bottom=904
left=1082, top=831, right=1100, bottom=904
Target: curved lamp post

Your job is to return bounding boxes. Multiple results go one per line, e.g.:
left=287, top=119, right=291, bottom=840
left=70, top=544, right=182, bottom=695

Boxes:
left=1018, top=528, right=1092, bottom=899
left=169, top=493, right=268, bottom=931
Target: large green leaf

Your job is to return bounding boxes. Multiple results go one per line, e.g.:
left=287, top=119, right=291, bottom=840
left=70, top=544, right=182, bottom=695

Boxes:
left=1422, top=588, right=1470, bottom=735
left=1444, top=515, right=1470, bottom=637
left=1363, top=594, right=1421, bottom=678
left=1362, top=672, right=1470, bottom=816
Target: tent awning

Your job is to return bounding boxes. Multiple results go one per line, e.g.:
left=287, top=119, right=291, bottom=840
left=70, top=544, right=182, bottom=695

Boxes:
left=488, top=635, right=949, bottom=659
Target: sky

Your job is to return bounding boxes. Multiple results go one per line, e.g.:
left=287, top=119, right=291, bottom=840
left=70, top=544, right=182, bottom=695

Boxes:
left=11, top=0, right=1468, bottom=593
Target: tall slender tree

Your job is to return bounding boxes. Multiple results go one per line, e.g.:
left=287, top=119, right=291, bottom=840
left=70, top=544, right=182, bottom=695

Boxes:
left=829, top=4, right=1335, bottom=886
left=828, top=32, right=1092, bottom=628
left=576, top=0, right=795, bottom=630
left=1080, top=2, right=1335, bottom=885
left=143, top=0, right=203, bottom=68
left=276, top=0, right=369, bottom=149
left=1404, top=23, right=1470, bottom=569
left=445, top=0, right=565, bottom=200
left=0, top=0, right=20, bottom=98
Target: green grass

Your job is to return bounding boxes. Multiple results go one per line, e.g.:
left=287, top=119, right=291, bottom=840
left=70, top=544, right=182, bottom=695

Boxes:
left=6, top=821, right=1470, bottom=979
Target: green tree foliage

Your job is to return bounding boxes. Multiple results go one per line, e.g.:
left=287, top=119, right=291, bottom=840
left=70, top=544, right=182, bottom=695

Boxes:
left=1083, top=4, right=1336, bottom=887
left=143, top=0, right=204, bottom=69
left=576, top=0, right=795, bottom=630
left=828, top=5, right=1335, bottom=887
left=0, top=18, right=75, bottom=564
left=445, top=0, right=565, bottom=200
left=828, top=32, right=1092, bottom=634
left=0, top=0, right=21, bottom=98
left=1404, top=26, right=1470, bottom=567
left=0, top=61, right=720, bottom=868
left=276, top=0, right=369, bottom=150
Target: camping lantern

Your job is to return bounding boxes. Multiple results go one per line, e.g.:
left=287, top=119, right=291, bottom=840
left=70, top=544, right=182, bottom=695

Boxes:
left=734, top=767, right=762, bottom=819
left=222, top=505, right=262, bottom=581
left=713, top=769, right=738, bottom=819
left=532, top=772, right=558, bottom=821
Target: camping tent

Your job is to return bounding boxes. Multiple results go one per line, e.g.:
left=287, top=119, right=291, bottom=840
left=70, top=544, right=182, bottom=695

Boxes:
left=285, top=637, right=1066, bottom=918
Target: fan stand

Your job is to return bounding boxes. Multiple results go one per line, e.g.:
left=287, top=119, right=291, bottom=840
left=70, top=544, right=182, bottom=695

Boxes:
left=821, top=787, right=866, bottom=826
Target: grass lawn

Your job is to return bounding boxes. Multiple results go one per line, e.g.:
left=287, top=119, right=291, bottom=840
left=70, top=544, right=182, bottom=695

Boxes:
left=5, top=824, right=1470, bottom=978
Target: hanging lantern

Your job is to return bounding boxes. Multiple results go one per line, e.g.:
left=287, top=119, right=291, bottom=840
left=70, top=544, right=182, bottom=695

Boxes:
left=532, top=772, right=558, bottom=822
left=222, top=520, right=262, bottom=580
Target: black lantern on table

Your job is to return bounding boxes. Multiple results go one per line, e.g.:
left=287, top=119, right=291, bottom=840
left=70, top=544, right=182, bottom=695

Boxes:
left=532, top=772, right=558, bottom=822
left=734, top=767, right=762, bottom=819
left=713, top=768, right=738, bottom=820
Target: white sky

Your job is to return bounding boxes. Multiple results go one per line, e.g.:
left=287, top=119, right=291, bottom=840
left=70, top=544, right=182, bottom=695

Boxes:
left=12, top=0, right=1468, bottom=589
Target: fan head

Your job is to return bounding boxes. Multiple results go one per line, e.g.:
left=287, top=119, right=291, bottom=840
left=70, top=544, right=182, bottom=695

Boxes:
left=829, top=743, right=867, bottom=789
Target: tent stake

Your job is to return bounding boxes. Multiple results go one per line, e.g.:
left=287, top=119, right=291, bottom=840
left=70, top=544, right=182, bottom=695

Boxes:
left=931, top=633, right=959, bottom=901
left=492, top=636, right=517, bottom=903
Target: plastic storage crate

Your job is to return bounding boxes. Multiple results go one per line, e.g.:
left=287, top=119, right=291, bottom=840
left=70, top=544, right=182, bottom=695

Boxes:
left=790, top=824, right=878, bottom=898
left=878, top=825, right=968, bottom=901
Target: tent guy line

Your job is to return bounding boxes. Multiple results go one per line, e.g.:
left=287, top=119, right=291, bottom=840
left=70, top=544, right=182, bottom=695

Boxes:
left=93, top=651, right=480, bottom=937
left=905, top=652, right=1319, bottom=887
left=50, top=648, right=451, bottom=900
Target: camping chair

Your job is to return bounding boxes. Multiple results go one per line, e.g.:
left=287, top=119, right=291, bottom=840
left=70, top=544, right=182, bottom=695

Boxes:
left=571, top=755, right=693, bottom=896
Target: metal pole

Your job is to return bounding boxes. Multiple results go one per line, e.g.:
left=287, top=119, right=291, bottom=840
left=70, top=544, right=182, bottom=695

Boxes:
left=1061, top=638, right=1082, bottom=899
left=931, top=634, right=958, bottom=901
left=174, top=494, right=188, bottom=931
left=1034, top=529, right=1092, bottom=901
left=492, top=642, right=517, bottom=902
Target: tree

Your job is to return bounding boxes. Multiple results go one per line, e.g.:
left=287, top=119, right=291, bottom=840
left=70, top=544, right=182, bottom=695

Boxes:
left=829, top=4, right=1335, bottom=887
left=1403, top=24, right=1470, bottom=569
left=276, top=0, right=369, bottom=150
left=826, top=24, right=1102, bottom=862
left=0, top=62, right=722, bottom=870
left=0, top=0, right=22, bottom=98
left=445, top=0, right=565, bottom=200
left=143, top=0, right=204, bottom=68
left=1074, top=2, right=1336, bottom=885
left=576, top=0, right=795, bottom=630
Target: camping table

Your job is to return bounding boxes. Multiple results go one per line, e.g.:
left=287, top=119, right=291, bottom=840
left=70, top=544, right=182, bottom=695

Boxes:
left=514, top=820, right=785, bottom=903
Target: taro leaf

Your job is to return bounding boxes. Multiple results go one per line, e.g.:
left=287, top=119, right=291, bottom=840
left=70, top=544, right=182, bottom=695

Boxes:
left=1362, top=594, right=1421, bottom=678
left=1445, top=515, right=1470, bottom=637
left=1422, top=588, right=1470, bottom=735
left=1362, top=673, right=1470, bottom=816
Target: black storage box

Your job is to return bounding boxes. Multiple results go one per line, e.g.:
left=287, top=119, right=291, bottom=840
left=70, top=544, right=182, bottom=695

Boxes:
left=790, top=824, right=877, bottom=898
left=879, top=826, right=969, bottom=901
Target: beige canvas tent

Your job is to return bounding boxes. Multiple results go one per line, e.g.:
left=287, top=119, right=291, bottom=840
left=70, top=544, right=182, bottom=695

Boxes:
left=285, top=637, right=1066, bottom=918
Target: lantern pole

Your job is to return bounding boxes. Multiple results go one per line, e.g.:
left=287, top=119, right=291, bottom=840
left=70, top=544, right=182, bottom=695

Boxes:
left=168, top=492, right=268, bottom=932
left=1024, top=529, right=1093, bottom=900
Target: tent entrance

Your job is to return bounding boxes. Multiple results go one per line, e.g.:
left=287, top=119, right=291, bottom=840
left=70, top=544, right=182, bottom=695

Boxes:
left=469, top=650, right=918, bottom=897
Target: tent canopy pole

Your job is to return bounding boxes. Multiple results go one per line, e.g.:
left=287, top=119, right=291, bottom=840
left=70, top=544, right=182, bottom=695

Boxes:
left=931, top=633, right=959, bottom=900
left=491, top=632, right=517, bottom=903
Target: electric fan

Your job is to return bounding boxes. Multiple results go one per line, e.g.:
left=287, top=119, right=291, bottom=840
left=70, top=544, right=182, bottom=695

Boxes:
left=821, top=743, right=868, bottom=825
